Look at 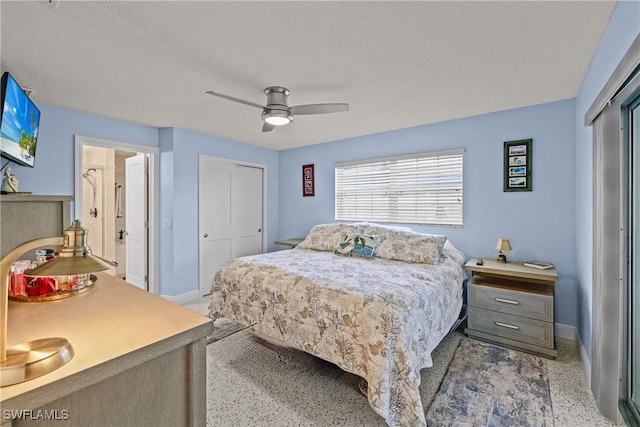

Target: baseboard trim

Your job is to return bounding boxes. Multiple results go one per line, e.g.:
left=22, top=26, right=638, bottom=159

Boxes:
left=577, top=332, right=592, bottom=387
left=161, top=290, right=201, bottom=305
left=555, top=323, right=576, bottom=341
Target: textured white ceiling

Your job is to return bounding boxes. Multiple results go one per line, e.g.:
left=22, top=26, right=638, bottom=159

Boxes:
left=0, top=1, right=616, bottom=150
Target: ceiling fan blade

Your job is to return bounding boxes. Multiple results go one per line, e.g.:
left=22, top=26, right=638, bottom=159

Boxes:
left=262, top=122, right=276, bottom=133
left=206, top=90, right=265, bottom=110
left=290, top=103, right=349, bottom=115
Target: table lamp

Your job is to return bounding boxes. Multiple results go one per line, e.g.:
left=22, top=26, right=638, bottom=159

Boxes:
left=496, top=238, right=512, bottom=263
left=0, top=220, right=114, bottom=387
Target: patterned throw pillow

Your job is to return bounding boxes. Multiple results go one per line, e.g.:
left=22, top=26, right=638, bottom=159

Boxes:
left=359, top=227, right=447, bottom=264
left=334, top=235, right=380, bottom=259
left=297, top=223, right=358, bottom=252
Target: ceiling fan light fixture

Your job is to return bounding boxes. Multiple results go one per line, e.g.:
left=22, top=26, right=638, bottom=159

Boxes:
left=264, top=116, right=291, bottom=126
left=262, top=109, right=293, bottom=126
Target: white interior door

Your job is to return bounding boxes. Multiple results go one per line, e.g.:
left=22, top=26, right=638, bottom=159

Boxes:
left=199, top=160, right=233, bottom=297
left=233, top=165, right=264, bottom=257
left=125, top=154, right=148, bottom=290
left=199, top=157, right=263, bottom=296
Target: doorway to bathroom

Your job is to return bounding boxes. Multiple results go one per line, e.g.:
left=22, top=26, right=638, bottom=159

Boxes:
left=74, top=135, right=159, bottom=294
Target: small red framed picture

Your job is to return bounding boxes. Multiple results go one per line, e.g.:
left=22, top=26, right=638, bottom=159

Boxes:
left=302, top=164, right=314, bottom=197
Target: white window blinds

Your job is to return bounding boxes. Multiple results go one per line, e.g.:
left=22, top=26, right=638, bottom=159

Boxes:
left=335, top=149, right=463, bottom=226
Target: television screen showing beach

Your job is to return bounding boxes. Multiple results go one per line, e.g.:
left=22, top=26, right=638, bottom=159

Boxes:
left=0, top=75, right=40, bottom=167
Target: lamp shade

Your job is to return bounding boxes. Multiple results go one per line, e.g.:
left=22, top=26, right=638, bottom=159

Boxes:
left=496, top=238, right=512, bottom=252
left=25, top=255, right=114, bottom=277
left=24, top=220, right=115, bottom=277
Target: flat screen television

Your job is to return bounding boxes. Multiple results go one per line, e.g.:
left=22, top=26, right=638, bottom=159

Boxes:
left=0, top=72, right=40, bottom=168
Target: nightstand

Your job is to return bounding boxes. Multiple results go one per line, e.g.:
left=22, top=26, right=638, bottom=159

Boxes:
left=464, top=258, right=558, bottom=358
left=274, top=238, right=304, bottom=248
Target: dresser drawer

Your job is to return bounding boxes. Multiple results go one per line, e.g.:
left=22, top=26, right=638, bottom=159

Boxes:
left=467, top=307, right=554, bottom=349
left=468, top=277, right=553, bottom=322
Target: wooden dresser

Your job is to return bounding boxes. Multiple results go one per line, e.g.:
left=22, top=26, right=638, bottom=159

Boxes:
left=464, top=259, right=558, bottom=358
left=1, top=273, right=213, bottom=426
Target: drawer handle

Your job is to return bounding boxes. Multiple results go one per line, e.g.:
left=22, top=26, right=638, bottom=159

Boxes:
left=495, top=321, right=520, bottom=330
left=495, top=297, right=520, bottom=305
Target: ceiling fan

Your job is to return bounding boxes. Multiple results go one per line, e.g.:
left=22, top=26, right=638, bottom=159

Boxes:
left=206, top=86, right=349, bottom=132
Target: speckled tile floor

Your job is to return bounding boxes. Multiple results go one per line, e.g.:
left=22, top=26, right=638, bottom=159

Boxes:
left=547, top=338, right=624, bottom=426
left=184, top=297, right=624, bottom=426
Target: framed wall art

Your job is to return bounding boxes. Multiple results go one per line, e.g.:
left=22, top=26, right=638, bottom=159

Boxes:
left=302, top=163, right=315, bottom=197
left=503, top=139, right=532, bottom=192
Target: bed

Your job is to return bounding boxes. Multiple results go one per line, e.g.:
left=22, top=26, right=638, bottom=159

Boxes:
left=209, top=223, right=467, bottom=426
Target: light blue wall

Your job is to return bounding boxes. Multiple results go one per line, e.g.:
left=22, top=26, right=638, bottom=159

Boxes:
left=158, top=127, right=280, bottom=296
left=279, top=99, right=578, bottom=327
left=574, top=1, right=640, bottom=361
left=5, top=103, right=158, bottom=195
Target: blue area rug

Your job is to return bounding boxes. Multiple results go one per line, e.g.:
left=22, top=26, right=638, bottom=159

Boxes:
left=425, top=338, right=554, bottom=426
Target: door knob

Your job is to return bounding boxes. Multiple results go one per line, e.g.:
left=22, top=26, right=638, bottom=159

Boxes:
left=258, top=228, right=262, bottom=232
left=203, top=233, right=208, bottom=238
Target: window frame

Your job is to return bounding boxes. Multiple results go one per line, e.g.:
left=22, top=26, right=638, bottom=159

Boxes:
left=334, top=148, right=464, bottom=227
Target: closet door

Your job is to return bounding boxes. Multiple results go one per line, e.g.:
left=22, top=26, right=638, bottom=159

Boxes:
left=198, top=156, right=264, bottom=297
left=233, top=165, right=264, bottom=258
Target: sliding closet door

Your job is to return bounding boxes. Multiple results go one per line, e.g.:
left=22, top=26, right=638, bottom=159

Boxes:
left=199, top=159, right=233, bottom=297
left=198, top=156, right=265, bottom=297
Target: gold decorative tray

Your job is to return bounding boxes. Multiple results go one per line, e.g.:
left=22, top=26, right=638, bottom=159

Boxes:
left=9, top=274, right=97, bottom=302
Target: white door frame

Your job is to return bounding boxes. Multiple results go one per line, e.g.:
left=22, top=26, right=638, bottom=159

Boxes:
left=198, top=154, right=267, bottom=295
left=74, top=135, right=159, bottom=295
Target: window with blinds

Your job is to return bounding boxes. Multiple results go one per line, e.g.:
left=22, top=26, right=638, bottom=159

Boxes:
left=335, top=149, right=463, bottom=226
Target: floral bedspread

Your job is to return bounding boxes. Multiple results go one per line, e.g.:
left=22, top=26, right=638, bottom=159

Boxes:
left=209, top=243, right=466, bottom=426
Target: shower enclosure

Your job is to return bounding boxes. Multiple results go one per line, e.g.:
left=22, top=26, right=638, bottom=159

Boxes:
left=81, top=167, right=104, bottom=259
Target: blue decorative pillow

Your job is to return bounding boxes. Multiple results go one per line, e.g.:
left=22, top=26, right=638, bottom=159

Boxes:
left=335, top=235, right=380, bottom=259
